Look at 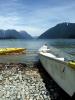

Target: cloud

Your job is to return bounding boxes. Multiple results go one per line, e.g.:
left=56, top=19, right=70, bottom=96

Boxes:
left=17, top=26, right=43, bottom=36
left=0, top=16, right=20, bottom=29
left=0, top=0, right=75, bottom=36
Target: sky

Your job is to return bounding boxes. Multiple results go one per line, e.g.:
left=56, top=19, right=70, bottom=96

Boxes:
left=0, top=0, right=75, bottom=36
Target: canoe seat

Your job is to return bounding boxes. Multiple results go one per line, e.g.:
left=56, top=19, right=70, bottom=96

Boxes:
left=43, top=53, right=56, bottom=57
left=55, top=57, right=65, bottom=61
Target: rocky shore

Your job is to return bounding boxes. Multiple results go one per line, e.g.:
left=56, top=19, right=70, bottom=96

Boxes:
left=0, top=62, right=71, bottom=100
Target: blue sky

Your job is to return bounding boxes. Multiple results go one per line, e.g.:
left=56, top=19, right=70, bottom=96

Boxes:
left=0, top=0, right=75, bottom=36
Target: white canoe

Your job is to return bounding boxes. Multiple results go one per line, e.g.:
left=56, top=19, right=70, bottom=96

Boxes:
left=39, top=47, right=75, bottom=97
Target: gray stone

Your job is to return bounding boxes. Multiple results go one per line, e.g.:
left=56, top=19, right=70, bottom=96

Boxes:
left=0, top=64, right=52, bottom=100
left=0, top=74, right=3, bottom=80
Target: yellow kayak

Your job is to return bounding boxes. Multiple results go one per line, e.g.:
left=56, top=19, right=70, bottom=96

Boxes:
left=0, top=48, right=26, bottom=55
left=67, top=61, right=75, bottom=69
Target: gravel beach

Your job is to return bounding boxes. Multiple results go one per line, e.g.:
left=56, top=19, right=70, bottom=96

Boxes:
left=0, top=62, right=71, bottom=100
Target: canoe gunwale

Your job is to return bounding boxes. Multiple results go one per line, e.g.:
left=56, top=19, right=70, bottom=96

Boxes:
left=39, top=52, right=66, bottom=64
left=39, top=52, right=75, bottom=70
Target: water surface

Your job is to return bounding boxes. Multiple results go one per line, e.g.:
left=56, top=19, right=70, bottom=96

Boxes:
left=0, top=39, right=75, bottom=63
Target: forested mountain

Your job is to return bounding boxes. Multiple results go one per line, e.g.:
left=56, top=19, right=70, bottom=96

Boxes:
left=0, top=29, right=32, bottom=39
left=19, top=31, right=32, bottom=39
left=39, top=23, right=75, bottom=39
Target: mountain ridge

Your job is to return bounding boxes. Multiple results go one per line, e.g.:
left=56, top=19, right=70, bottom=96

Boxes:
left=0, top=29, right=32, bottom=39
left=38, top=22, right=75, bottom=39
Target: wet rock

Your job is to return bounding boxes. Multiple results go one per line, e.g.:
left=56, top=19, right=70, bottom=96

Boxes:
left=6, top=91, right=10, bottom=98
left=0, top=74, right=3, bottom=81
left=0, top=91, right=4, bottom=97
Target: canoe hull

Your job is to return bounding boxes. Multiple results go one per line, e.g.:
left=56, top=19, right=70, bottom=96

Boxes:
left=39, top=52, right=75, bottom=97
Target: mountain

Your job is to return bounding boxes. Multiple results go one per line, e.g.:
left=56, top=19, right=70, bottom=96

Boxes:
left=19, top=31, right=32, bottom=39
left=38, top=22, right=75, bottom=39
left=0, top=29, right=32, bottom=39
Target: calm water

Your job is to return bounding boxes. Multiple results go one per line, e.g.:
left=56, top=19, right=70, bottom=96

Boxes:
left=0, top=39, right=75, bottom=63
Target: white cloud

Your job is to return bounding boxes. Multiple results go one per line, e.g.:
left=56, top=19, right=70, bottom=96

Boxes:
left=0, top=0, right=75, bottom=36
left=14, top=26, right=44, bottom=36
left=0, top=16, right=20, bottom=29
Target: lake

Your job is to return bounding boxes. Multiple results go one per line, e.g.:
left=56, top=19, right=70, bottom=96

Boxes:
left=0, top=39, right=75, bottom=63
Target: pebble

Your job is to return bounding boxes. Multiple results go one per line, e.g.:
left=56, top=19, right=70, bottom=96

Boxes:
left=0, top=74, right=3, bottom=80
left=0, top=63, right=51, bottom=100
left=0, top=62, right=70, bottom=100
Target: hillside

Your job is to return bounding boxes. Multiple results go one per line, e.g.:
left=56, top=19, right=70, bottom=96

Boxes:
left=19, top=31, right=32, bottom=39
left=38, top=22, right=75, bottom=39
left=0, top=29, right=32, bottom=39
